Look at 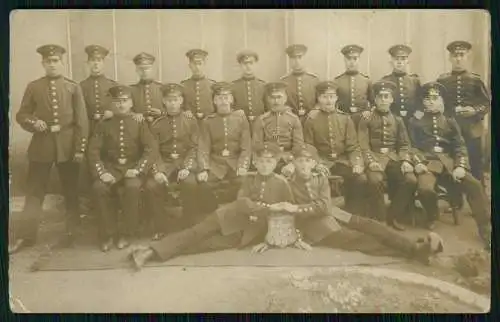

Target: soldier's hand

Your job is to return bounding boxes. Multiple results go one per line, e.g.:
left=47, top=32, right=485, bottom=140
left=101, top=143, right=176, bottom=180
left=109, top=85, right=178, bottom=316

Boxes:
left=401, top=161, right=414, bottom=174
left=281, top=202, right=299, bottom=213
left=132, top=113, right=145, bottom=123
left=251, top=242, right=269, bottom=254
left=452, top=166, right=466, bottom=182
left=125, top=169, right=140, bottom=178
left=100, top=173, right=116, bottom=184
left=368, top=162, right=383, bottom=172
left=177, top=169, right=190, bottom=181
left=237, top=168, right=248, bottom=176
left=315, top=163, right=331, bottom=177
left=415, top=163, right=428, bottom=174
left=197, top=170, right=209, bottom=182
left=455, top=105, right=464, bottom=113
left=73, top=153, right=84, bottom=163
left=281, top=163, right=295, bottom=177
left=149, top=108, right=162, bottom=117
left=459, top=108, right=477, bottom=118
left=33, top=120, right=47, bottom=132
left=103, top=110, right=114, bottom=120
left=154, top=172, right=168, bottom=185
left=361, top=110, right=372, bottom=119
left=352, top=165, right=364, bottom=174
left=268, top=203, right=284, bottom=212
left=93, top=113, right=102, bottom=120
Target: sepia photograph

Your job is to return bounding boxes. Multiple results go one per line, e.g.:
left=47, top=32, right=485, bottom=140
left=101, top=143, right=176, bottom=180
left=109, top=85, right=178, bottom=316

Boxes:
left=8, top=9, right=491, bottom=313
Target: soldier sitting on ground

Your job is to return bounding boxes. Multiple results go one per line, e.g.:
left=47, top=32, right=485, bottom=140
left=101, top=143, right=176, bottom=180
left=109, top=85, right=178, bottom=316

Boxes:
left=88, top=85, right=158, bottom=252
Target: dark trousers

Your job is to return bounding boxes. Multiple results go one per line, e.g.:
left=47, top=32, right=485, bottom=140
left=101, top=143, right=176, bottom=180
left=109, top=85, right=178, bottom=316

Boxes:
left=92, top=177, right=143, bottom=241
left=463, top=136, right=484, bottom=183
left=17, top=161, right=80, bottom=242
left=330, top=163, right=368, bottom=216
left=366, top=160, right=418, bottom=222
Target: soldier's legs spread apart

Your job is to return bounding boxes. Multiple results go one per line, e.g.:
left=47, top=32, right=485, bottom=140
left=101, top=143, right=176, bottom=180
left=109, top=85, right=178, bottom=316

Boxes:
left=117, top=177, right=144, bottom=238
left=92, top=180, right=118, bottom=241
left=55, top=161, right=81, bottom=230
left=144, top=177, right=167, bottom=231
left=385, top=161, right=418, bottom=223
left=416, top=172, right=439, bottom=224
left=331, top=163, right=368, bottom=216
left=17, top=162, right=53, bottom=242
left=464, top=136, right=484, bottom=183
left=365, top=170, right=386, bottom=220
left=182, top=231, right=242, bottom=255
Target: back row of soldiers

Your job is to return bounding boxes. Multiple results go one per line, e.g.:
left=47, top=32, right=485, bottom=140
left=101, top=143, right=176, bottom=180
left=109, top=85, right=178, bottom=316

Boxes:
left=9, top=40, right=491, bottom=254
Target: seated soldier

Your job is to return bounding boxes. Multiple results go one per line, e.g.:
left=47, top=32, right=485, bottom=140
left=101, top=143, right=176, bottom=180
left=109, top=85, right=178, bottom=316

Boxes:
left=273, top=144, right=443, bottom=264
left=128, top=142, right=294, bottom=269
left=88, top=85, right=157, bottom=252
left=409, top=82, right=491, bottom=251
left=303, top=81, right=367, bottom=216
left=144, top=83, right=200, bottom=240
left=358, top=80, right=417, bottom=231
left=195, top=82, right=252, bottom=208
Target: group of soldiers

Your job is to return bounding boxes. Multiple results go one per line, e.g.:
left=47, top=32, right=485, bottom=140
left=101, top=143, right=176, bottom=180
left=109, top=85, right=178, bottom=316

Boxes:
left=9, top=39, right=491, bottom=260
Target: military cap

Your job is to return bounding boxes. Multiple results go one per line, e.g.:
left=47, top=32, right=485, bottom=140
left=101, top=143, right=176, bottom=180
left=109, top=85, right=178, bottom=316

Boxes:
left=108, top=85, right=133, bottom=99
left=341, top=44, right=364, bottom=56
left=133, top=52, right=155, bottom=65
left=421, top=81, right=447, bottom=97
left=85, top=44, right=109, bottom=59
left=186, top=48, right=208, bottom=61
left=161, top=83, right=184, bottom=97
left=315, top=81, right=338, bottom=95
left=285, top=44, right=308, bottom=58
left=293, top=144, right=319, bottom=161
left=254, top=142, right=282, bottom=159
left=372, top=80, right=397, bottom=96
left=237, top=50, right=259, bottom=63
left=446, top=40, right=472, bottom=53
left=211, top=82, right=233, bottom=96
left=264, top=82, right=288, bottom=96
left=388, top=44, right=412, bottom=57
left=36, top=44, right=66, bottom=58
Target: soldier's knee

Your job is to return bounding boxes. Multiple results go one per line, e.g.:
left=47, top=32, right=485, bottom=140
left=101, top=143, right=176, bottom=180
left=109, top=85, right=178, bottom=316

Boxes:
left=404, top=173, right=418, bottom=187
left=92, top=180, right=110, bottom=195
left=417, top=183, right=437, bottom=197
left=366, top=171, right=384, bottom=186
left=461, top=173, right=482, bottom=190
left=181, top=173, right=198, bottom=186
left=144, top=177, right=161, bottom=192
left=353, top=173, right=368, bottom=185
left=123, top=178, right=142, bottom=191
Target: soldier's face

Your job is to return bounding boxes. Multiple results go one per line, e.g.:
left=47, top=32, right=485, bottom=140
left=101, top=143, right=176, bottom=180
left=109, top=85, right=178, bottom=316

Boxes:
left=42, top=56, right=64, bottom=77
left=317, top=90, right=338, bottom=112
left=88, top=57, right=105, bottom=76
left=449, top=52, right=469, bottom=71
left=213, top=92, right=234, bottom=114
left=344, top=54, right=360, bottom=71
left=375, top=90, right=394, bottom=112
left=112, top=96, right=133, bottom=115
left=254, top=156, right=278, bottom=176
left=289, top=55, right=303, bottom=71
left=267, top=91, right=287, bottom=110
left=423, top=94, right=445, bottom=114
left=136, top=64, right=154, bottom=80
left=391, top=56, right=409, bottom=72
left=294, top=157, right=317, bottom=177
left=189, top=59, right=205, bottom=76
left=240, top=58, right=256, bottom=76
left=163, top=94, right=183, bottom=115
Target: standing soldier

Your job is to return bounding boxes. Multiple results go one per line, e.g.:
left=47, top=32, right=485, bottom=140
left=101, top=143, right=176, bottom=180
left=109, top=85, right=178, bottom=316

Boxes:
left=303, top=81, right=367, bottom=216
left=280, top=44, right=319, bottom=119
left=10, top=44, right=89, bottom=254
left=252, top=82, right=305, bottom=174
left=197, top=82, right=252, bottom=208
left=143, top=83, right=200, bottom=240
left=80, top=45, right=117, bottom=130
left=181, top=49, right=216, bottom=121
left=88, top=85, right=157, bottom=252
left=380, top=45, right=422, bottom=128
left=358, top=80, right=417, bottom=231
left=130, top=52, right=165, bottom=124
left=409, top=82, right=491, bottom=250
left=437, top=41, right=490, bottom=184
left=231, top=50, right=267, bottom=124
left=334, top=44, right=373, bottom=128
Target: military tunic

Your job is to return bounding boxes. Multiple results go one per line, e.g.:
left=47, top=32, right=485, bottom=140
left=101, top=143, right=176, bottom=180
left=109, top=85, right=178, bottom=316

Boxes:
left=80, top=75, right=117, bottom=125
left=280, top=71, right=319, bottom=117
left=358, top=110, right=417, bottom=222
left=252, top=109, right=305, bottom=164
left=231, top=76, right=267, bottom=122
left=131, top=80, right=165, bottom=122
left=181, top=76, right=216, bottom=119
left=334, top=71, right=373, bottom=120
left=381, top=71, right=421, bottom=122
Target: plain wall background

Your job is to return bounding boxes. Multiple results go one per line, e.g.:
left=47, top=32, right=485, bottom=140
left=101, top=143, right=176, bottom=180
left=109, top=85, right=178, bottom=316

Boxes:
left=9, top=9, right=491, bottom=195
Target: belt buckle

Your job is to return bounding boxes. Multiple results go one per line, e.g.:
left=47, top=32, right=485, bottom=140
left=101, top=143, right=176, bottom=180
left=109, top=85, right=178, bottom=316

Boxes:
left=50, top=125, right=61, bottom=133
left=433, top=146, right=443, bottom=153
left=171, top=153, right=179, bottom=160
left=196, top=112, right=204, bottom=119
left=330, top=153, right=337, bottom=159
left=380, top=148, right=389, bottom=154
left=400, top=111, right=407, bottom=117
left=298, top=109, right=306, bottom=116
left=118, top=158, right=127, bottom=165
left=279, top=146, right=285, bottom=152
left=248, top=115, right=255, bottom=121
left=221, top=149, right=230, bottom=157
left=93, top=113, right=102, bottom=120
left=350, top=107, right=358, bottom=113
